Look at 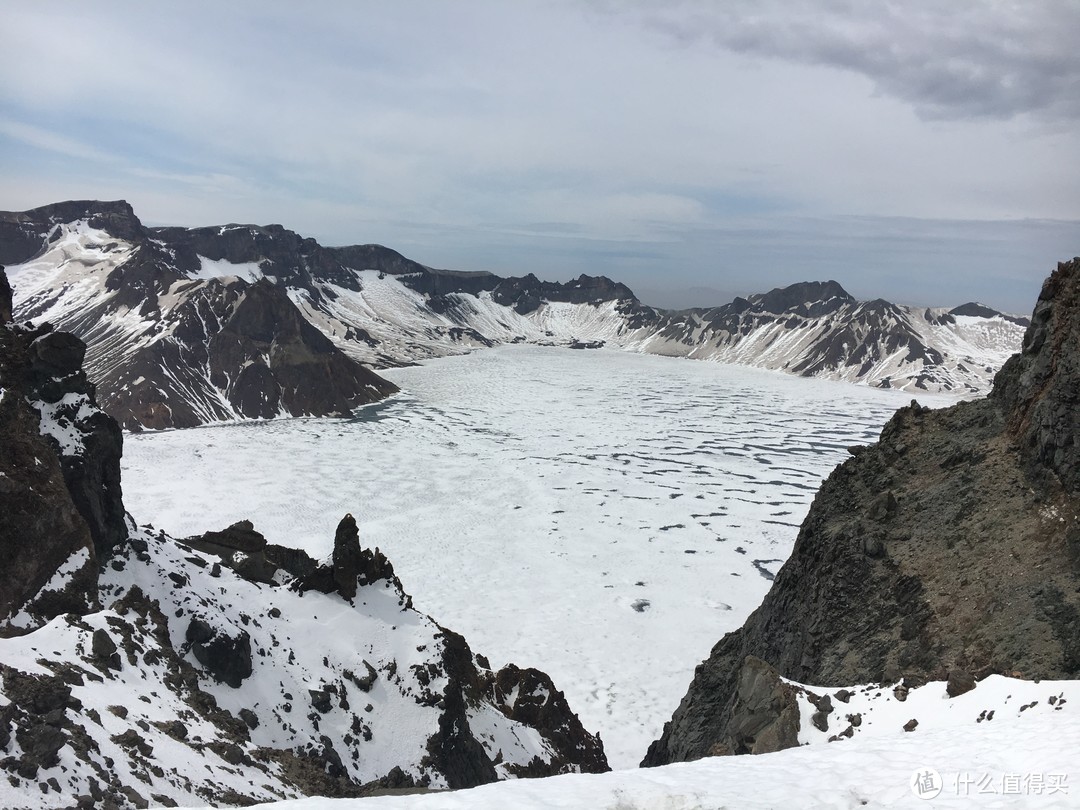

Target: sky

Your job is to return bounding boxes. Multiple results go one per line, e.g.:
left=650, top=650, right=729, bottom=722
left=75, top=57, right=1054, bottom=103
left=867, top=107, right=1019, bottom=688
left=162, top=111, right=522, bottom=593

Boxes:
left=1, top=1, right=1078, bottom=313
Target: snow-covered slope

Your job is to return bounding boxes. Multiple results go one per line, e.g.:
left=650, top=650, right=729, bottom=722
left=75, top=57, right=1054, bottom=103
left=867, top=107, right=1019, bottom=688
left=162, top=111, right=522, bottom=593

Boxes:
left=185, top=674, right=1080, bottom=809
left=0, top=520, right=607, bottom=809
left=2, top=200, right=1024, bottom=429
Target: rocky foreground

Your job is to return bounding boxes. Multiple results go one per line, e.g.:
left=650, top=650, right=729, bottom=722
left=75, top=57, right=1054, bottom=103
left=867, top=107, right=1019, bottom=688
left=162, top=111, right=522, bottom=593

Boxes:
left=0, top=267, right=607, bottom=808
left=644, top=258, right=1080, bottom=765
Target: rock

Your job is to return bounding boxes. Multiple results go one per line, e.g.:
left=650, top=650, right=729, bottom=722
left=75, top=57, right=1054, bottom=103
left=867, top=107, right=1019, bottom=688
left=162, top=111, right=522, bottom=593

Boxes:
left=0, top=323, right=102, bottom=629
left=90, top=628, right=121, bottom=671
left=185, top=619, right=253, bottom=688
left=310, top=688, right=333, bottom=714
left=301, top=514, right=410, bottom=605
left=947, top=669, right=976, bottom=697
left=215, top=742, right=245, bottom=766
left=332, top=514, right=363, bottom=600
left=91, top=628, right=117, bottom=660
left=993, top=258, right=1080, bottom=492
left=903, top=718, right=919, bottom=732
left=189, top=520, right=266, bottom=554
left=111, top=729, right=153, bottom=757
left=238, top=708, right=259, bottom=730
left=15, top=723, right=67, bottom=769
left=31, top=331, right=86, bottom=376
left=0, top=266, right=11, bottom=324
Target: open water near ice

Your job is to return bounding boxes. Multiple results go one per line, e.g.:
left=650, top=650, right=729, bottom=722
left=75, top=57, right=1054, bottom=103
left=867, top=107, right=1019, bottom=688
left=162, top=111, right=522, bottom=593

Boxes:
left=122, top=346, right=957, bottom=767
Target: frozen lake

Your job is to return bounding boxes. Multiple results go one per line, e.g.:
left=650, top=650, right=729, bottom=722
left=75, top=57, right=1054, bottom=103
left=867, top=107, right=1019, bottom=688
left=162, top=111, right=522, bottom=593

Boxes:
left=122, top=346, right=956, bottom=767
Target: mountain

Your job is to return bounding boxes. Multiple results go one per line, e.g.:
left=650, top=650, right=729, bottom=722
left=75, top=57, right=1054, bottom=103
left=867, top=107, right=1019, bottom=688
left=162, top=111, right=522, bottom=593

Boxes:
left=0, top=271, right=608, bottom=807
left=642, top=258, right=1080, bottom=766
left=1, top=202, right=398, bottom=430
left=2, top=201, right=1025, bottom=429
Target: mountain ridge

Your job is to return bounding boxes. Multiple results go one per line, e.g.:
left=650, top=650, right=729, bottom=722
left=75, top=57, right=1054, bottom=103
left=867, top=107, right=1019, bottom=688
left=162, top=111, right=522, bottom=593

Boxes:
left=2, top=200, right=1027, bottom=429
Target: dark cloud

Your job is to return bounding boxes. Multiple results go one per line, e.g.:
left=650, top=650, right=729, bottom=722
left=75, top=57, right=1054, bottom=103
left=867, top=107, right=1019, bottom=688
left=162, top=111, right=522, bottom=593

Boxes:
left=634, top=1, right=1080, bottom=121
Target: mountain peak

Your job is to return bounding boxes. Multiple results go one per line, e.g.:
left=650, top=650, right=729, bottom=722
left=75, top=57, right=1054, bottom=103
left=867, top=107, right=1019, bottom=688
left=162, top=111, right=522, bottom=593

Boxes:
left=754, top=280, right=854, bottom=315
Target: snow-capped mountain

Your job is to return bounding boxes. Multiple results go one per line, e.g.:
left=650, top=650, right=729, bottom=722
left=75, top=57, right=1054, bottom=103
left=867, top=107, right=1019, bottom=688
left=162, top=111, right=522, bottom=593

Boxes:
left=1, top=202, right=398, bottom=430
left=0, top=283, right=607, bottom=808
left=2, top=201, right=1026, bottom=430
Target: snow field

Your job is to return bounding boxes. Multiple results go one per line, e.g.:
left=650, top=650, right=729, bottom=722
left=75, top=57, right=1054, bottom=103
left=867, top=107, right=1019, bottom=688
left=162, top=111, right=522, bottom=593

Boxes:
left=122, top=347, right=958, bottom=767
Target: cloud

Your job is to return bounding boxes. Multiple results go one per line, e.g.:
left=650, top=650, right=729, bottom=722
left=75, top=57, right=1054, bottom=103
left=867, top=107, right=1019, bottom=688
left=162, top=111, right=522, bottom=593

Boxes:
left=0, top=1, right=1076, bottom=312
left=629, top=0, right=1080, bottom=121
left=0, top=119, right=117, bottom=163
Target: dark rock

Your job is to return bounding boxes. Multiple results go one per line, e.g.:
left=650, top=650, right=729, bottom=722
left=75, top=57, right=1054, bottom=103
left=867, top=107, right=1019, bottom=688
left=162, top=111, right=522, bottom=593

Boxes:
left=0, top=318, right=111, bottom=628
left=111, top=729, right=153, bottom=757
left=188, top=520, right=266, bottom=554
left=0, top=267, right=11, bottom=324
left=91, top=629, right=117, bottom=660
left=903, top=718, right=919, bottom=732
left=332, top=514, right=363, bottom=600
left=724, top=656, right=801, bottom=755
left=425, top=628, right=608, bottom=786
left=344, top=661, right=378, bottom=693
left=215, top=742, right=245, bottom=766
left=947, top=669, right=976, bottom=698
left=31, top=331, right=86, bottom=376
left=993, top=258, right=1080, bottom=492
left=310, top=688, right=333, bottom=714
left=301, top=514, right=410, bottom=604
left=238, top=708, right=259, bottom=730
left=185, top=619, right=253, bottom=688
left=15, top=723, right=67, bottom=769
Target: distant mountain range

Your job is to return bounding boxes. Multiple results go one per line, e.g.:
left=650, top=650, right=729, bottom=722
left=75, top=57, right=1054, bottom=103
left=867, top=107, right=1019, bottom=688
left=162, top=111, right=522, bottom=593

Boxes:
left=1, top=200, right=1027, bottom=429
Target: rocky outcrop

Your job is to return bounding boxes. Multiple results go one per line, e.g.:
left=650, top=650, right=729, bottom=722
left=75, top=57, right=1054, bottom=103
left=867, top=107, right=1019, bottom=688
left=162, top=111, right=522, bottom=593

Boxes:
left=993, top=261, right=1080, bottom=493
left=0, top=363, right=98, bottom=633
left=644, top=258, right=1080, bottom=767
left=0, top=266, right=11, bottom=324
left=1, top=265, right=126, bottom=632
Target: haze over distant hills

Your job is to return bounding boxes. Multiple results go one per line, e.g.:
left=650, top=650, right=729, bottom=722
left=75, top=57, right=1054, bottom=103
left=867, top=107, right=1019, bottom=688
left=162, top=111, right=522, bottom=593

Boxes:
left=2, top=200, right=1027, bottom=430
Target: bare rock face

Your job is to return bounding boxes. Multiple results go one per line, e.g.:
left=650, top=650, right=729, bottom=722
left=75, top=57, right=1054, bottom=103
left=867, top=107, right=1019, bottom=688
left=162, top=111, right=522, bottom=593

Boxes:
left=643, top=258, right=1080, bottom=767
left=993, top=259, right=1080, bottom=492
left=0, top=276, right=115, bottom=633
left=0, top=267, right=11, bottom=324
left=0, top=373, right=98, bottom=632
left=208, top=280, right=398, bottom=421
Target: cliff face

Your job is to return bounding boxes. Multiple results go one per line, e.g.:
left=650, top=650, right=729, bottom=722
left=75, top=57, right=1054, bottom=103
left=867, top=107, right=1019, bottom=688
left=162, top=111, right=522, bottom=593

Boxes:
left=644, top=258, right=1080, bottom=766
left=0, top=267, right=127, bottom=633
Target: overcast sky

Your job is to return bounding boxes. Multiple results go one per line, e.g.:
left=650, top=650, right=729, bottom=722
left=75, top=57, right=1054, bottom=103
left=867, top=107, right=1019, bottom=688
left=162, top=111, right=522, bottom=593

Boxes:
left=2, top=1, right=1078, bottom=312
